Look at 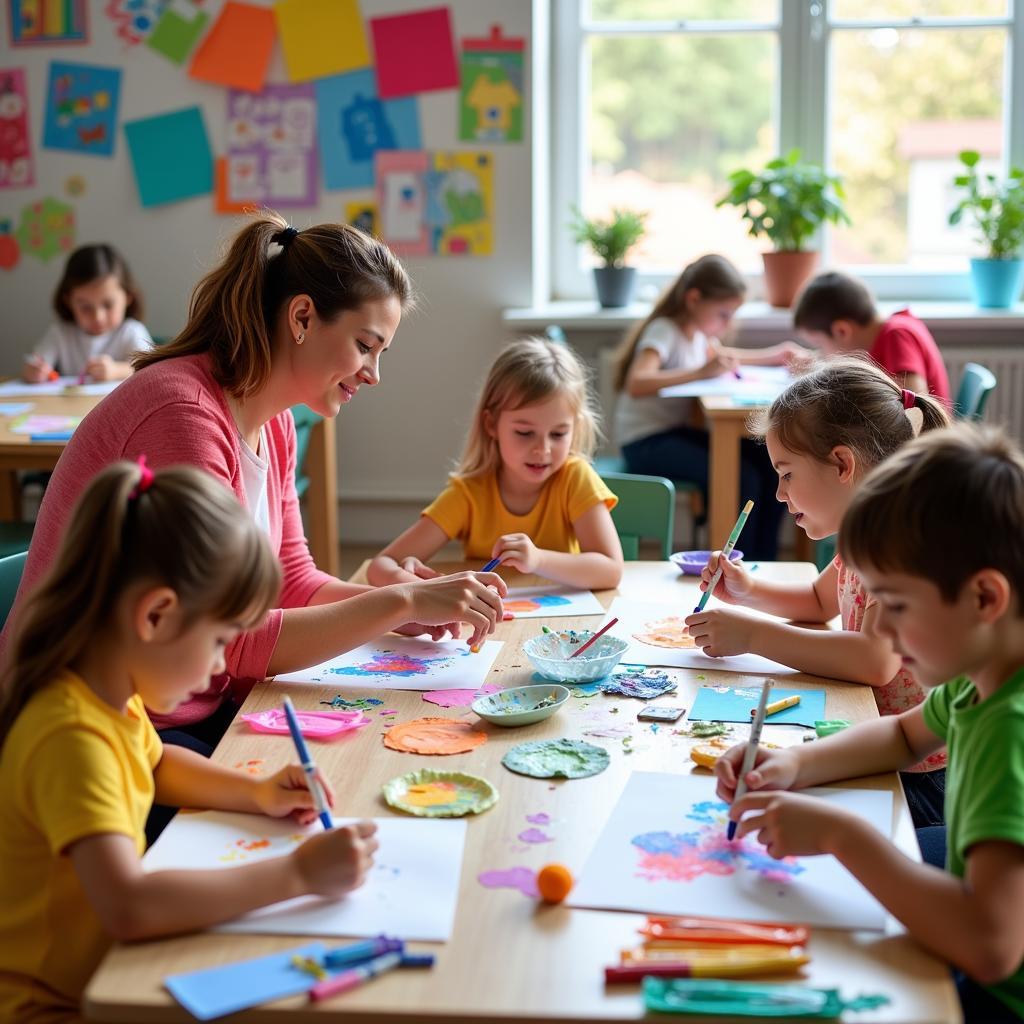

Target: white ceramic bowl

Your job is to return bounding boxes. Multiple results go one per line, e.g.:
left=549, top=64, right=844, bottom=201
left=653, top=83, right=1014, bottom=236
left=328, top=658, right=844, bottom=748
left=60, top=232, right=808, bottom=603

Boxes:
left=472, top=684, right=570, bottom=727
left=523, top=632, right=629, bottom=683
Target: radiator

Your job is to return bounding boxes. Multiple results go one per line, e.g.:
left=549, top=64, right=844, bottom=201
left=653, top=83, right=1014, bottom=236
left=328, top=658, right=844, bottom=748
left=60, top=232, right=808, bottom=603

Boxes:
left=945, top=348, right=1024, bottom=440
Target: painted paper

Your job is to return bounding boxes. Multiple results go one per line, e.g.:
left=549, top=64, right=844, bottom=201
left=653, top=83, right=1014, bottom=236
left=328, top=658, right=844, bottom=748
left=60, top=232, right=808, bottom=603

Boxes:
left=144, top=811, right=467, bottom=941
left=346, top=199, right=377, bottom=236
left=124, top=106, right=213, bottom=207
left=383, top=717, right=487, bottom=756
left=502, top=739, right=609, bottom=779
left=146, top=0, right=208, bottom=64
left=421, top=683, right=498, bottom=708
left=0, top=70, right=33, bottom=189
left=43, top=62, right=120, bottom=157
left=274, top=0, right=369, bottom=83
left=189, top=1, right=276, bottom=92
left=377, top=149, right=493, bottom=256
left=103, top=0, right=165, bottom=46
left=274, top=636, right=503, bottom=692
left=569, top=772, right=891, bottom=931
left=459, top=25, right=524, bottom=143
left=14, top=197, right=73, bottom=262
left=314, top=68, right=420, bottom=191
left=9, top=413, right=81, bottom=434
left=370, top=6, right=458, bottom=100
left=659, top=365, right=792, bottom=401
left=9, top=0, right=87, bottom=45
left=0, top=375, right=117, bottom=396
left=689, top=684, right=826, bottom=728
left=504, top=584, right=605, bottom=619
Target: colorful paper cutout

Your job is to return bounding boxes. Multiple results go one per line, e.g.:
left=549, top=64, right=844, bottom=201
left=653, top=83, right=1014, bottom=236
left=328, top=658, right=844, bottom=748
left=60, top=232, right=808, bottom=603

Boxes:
left=370, top=6, right=458, bottom=100
left=377, top=149, right=493, bottom=256
left=314, top=68, right=420, bottom=191
left=103, top=0, right=164, bottom=45
left=459, top=25, right=524, bottom=143
left=146, top=0, right=208, bottom=64
left=43, top=62, right=120, bottom=157
left=9, top=0, right=87, bottom=45
left=502, top=739, right=610, bottom=779
left=688, top=685, right=826, bottom=728
left=189, top=1, right=275, bottom=92
left=274, top=0, right=368, bottom=83
left=346, top=199, right=377, bottom=236
left=0, top=222, right=20, bottom=269
left=15, top=197, right=74, bottom=262
left=383, top=717, right=487, bottom=756
left=383, top=769, right=497, bottom=817
left=124, top=106, right=212, bottom=207
left=504, top=585, right=604, bottom=619
left=0, top=70, right=33, bottom=189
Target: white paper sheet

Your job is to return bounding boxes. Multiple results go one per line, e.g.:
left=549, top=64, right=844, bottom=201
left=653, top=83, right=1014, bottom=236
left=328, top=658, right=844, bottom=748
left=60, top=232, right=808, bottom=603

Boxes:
left=144, top=812, right=466, bottom=941
left=569, top=772, right=892, bottom=931
left=0, top=377, right=120, bottom=397
left=504, top=584, right=605, bottom=619
left=659, top=365, right=791, bottom=400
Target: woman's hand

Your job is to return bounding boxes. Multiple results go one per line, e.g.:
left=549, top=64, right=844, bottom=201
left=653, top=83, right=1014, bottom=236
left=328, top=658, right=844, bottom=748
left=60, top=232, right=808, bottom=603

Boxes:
left=254, top=764, right=336, bottom=827
left=491, top=533, right=541, bottom=575
left=698, top=550, right=755, bottom=604
left=293, top=821, right=378, bottom=898
left=401, top=571, right=507, bottom=649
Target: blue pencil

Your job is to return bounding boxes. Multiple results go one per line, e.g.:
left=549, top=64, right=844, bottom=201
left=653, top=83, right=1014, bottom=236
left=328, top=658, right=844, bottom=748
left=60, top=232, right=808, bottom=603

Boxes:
left=481, top=556, right=502, bottom=572
left=282, top=697, right=333, bottom=831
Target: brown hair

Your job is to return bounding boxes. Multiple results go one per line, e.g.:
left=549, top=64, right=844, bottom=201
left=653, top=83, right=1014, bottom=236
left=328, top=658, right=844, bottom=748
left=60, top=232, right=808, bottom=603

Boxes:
left=612, top=254, right=746, bottom=392
left=456, top=337, right=600, bottom=478
left=750, top=356, right=950, bottom=468
left=133, top=212, right=413, bottom=398
left=792, top=271, right=876, bottom=333
left=840, top=424, right=1024, bottom=605
left=54, top=243, right=144, bottom=323
left=0, top=462, right=281, bottom=744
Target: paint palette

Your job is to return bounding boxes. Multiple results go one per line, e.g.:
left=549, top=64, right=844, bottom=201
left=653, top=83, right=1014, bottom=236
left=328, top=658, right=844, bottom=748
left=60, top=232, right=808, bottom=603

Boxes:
left=382, top=769, right=498, bottom=817
left=240, top=708, right=370, bottom=738
left=670, top=550, right=743, bottom=576
left=472, top=684, right=570, bottom=727
left=523, top=632, right=629, bottom=683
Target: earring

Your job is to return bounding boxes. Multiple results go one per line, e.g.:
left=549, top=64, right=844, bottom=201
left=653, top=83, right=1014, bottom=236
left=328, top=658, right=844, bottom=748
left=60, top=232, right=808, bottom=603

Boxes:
left=296, top=332, right=305, bottom=343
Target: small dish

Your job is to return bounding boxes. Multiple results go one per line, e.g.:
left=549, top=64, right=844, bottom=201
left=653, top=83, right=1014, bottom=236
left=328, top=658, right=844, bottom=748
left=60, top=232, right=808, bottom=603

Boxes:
left=382, top=769, right=498, bottom=817
left=240, top=708, right=370, bottom=739
left=670, top=549, right=744, bottom=576
left=523, top=632, right=629, bottom=683
left=472, top=684, right=570, bottom=727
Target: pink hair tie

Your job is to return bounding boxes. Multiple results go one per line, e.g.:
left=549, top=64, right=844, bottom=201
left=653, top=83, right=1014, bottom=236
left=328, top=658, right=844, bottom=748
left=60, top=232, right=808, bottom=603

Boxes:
left=129, top=454, right=155, bottom=500
left=901, top=388, right=916, bottom=410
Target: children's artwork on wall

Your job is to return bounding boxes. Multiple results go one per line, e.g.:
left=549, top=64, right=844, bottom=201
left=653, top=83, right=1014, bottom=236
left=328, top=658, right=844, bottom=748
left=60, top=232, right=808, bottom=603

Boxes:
left=503, top=585, right=605, bottom=619
left=459, top=25, right=524, bottom=143
left=9, top=0, right=87, bottom=45
left=220, top=85, right=317, bottom=210
left=103, top=0, right=165, bottom=46
left=345, top=199, right=377, bottom=236
left=14, top=196, right=74, bottom=261
left=569, top=772, right=891, bottom=931
left=144, top=811, right=467, bottom=941
left=146, top=0, right=208, bottom=64
left=189, top=1, right=275, bottom=92
left=0, top=219, right=21, bottom=269
left=43, top=62, right=120, bottom=158
left=370, top=6, right=458, bottom=100
left=274, top=0, right=369, bottom=84
left=124, top=106, right=212, bottom=207
left=377, top=150, right=493, bottom=256
left=64, top=174, right=85, bottom=196
left=314, top=69, right=420, bottom=191
left=0, top=69, right=33, bottom=189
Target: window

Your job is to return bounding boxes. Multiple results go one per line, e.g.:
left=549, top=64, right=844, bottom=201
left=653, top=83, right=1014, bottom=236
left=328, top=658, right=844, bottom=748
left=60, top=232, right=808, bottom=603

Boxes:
left=552, top=0, right=1021, bottom=300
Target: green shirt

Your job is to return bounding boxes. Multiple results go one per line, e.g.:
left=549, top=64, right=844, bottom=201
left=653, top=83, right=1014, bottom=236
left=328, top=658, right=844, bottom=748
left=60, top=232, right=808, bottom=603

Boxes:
left=923, top=667, right=1024, bottom=1016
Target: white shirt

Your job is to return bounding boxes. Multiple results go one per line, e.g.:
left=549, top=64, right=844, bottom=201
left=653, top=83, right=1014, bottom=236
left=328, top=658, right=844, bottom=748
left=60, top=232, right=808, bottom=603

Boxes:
left=613, top=318, right=710, bottom=447
left=31, top=318, right=153, bottom=376
left=237, top=427, right=271, bottom=536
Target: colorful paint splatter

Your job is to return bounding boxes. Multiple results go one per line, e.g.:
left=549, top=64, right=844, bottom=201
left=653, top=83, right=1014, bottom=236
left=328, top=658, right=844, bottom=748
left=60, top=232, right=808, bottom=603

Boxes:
left=329, top=649, right=463, bottom=679
left=504, top=594, right=571, bottom=614
left=218, top=832, right=304, bottom=863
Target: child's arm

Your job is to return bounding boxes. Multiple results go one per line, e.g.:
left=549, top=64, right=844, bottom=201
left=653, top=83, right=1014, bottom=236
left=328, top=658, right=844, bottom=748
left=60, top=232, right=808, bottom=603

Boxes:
left=623, top=347, right=739, bottom=398
left=723, top=342, right=806, bottom=367
left=368, top=517, right=451, bottom=586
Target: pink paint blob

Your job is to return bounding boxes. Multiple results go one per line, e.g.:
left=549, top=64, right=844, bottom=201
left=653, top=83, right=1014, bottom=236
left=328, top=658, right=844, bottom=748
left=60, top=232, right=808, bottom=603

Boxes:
left=526, top=812, right=551, bottom=825
left=477, top=866, right=539, bottom=899
left=517, top=827, right=553, bottom=844
left=422, top=684, right=499, bottom=708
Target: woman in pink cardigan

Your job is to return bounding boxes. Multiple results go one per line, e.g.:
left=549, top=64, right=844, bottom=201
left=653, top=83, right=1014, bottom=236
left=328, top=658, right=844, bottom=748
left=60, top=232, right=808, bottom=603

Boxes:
left=2, top=214, right=505, bottom=776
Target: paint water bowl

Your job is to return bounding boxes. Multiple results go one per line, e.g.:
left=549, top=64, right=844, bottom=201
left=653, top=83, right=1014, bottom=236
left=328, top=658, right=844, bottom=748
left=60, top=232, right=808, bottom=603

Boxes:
left=670, top=549, right=743, bottom=576
left=523, top=632, right=629, bottom=683
left=472, top=684, right=570, bottom=727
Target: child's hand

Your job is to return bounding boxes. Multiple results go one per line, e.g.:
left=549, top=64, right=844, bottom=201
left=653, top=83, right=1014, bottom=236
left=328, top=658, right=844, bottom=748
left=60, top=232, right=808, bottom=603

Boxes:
left=700, top=349, right=739, bottom=379
left=255, top=764, right=336, bottom=826
left=684, top=606, right=760, bottom=657
left=780, top=343, right=815, bottom=374
left=23, top=357, right=53, bottom=383
left=715, top=742, right=800, bottom=803
left=402, top=571, right=507, bottom=649
left=399, top=556, right=442, bottom=580
left=85, top=354, right=115, bottom=381
left=393, top=620, right=461, bottom=641
left=491, top=533, right=541, bottom=575
left=731, top=790, right=855, bottom=859
left=294, top=820, right=378, bottom=898
left=698, top=550, right=754, bottom=604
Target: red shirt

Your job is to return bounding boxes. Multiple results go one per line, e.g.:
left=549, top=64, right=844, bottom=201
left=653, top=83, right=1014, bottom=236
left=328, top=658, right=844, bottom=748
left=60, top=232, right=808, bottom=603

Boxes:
left=869, top=309, right=950, bottom=403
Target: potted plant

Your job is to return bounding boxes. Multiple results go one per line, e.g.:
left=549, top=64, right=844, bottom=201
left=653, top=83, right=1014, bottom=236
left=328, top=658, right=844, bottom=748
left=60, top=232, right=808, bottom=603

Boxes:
left=570, top=206, right=647, bottom=308
left=717, top=149, right=850, bottom=308
left=949, top=150, right=1024, bottom=309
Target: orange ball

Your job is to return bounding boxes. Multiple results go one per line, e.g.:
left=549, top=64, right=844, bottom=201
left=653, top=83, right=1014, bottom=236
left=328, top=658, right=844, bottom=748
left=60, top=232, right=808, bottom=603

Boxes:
left=537, top=863, right=574, bottom=903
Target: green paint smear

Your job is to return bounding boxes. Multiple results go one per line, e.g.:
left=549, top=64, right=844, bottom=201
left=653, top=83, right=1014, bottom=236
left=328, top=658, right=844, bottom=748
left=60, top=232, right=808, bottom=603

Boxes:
left=502, top=739, right=610, bottom=779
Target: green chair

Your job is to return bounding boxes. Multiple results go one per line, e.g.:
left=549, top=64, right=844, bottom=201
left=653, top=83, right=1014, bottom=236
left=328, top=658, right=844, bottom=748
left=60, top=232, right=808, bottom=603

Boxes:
left=953, top=362, right=997, bottom=422
left=0, top=550, right=27, bottom=628
left=290, top=404, right=321, bottom=499
left=599, top=471, right=675, bottom=560
left=0, top=523, right=34, bottom=558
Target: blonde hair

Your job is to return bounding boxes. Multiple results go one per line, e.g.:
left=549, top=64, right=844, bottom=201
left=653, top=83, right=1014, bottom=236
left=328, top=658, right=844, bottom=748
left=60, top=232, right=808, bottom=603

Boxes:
left=456, top=338, right=600, bottom=478
left=134, top=212, right=413, bottom=398
left=612, top=254, right=746, bottom=391
left=0, top=462, right=281, bottom=744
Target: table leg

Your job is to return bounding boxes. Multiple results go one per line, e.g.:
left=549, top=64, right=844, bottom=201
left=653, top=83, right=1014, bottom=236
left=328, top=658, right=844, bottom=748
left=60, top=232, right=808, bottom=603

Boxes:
left=0, top=471, right=20, bottom=521
left=305, top=418, right=339, bottom=577
left=706, top=417, right=745, bottom=547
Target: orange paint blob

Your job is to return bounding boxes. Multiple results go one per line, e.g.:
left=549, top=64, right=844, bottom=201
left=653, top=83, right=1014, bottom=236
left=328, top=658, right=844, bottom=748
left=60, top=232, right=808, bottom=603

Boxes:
left=537, top=863, right=573, bottom=903
left=383, top=717, right=488, bottom=755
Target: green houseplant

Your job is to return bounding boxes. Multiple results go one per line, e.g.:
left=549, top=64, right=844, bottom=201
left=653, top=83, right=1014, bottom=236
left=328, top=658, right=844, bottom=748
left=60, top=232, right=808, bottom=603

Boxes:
left=570, top=206, right=647, bottom=307
left=717, top=149, right=850, bottom=308
left=949, top=150, right=1024, bottom=308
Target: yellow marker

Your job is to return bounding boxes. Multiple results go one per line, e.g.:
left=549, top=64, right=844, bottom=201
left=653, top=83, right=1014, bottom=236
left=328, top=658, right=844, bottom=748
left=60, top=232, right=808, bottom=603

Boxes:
left=753, top=694, right=801, bottom=718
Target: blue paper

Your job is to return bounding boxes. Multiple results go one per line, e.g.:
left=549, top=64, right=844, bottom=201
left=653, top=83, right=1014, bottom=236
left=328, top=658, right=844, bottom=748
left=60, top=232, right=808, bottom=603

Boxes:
left=689, top=685, right=825, bottom=727
left=43, top=62, right=121, bottom=157
left=124, top=107, right=213, bottom=207
left=315, top=69, right=421, bottom=190
left=165, top=942, right=326, bottom=1020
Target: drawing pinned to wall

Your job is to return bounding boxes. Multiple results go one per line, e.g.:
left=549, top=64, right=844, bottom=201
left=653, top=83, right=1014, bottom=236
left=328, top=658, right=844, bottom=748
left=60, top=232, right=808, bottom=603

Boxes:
left=0, top=69, right=33, bottom=189
left=346, top=199, right=378, bottom=237
left=274, top=0, right=369, bottom=84
left=377, top=150, right=493, bottom=257
left=103, top=0, right=165, bottom=46
left=15, top=196, right=74, bottom=262
left=459, top=25, right=524, bottom=143
left=189, top=1, right=276, bottom=93
left=64, top=174, right=85, bottom=197
left=124, top=106, right=213, bottom=207
left=0, top=219, right=20, bottom=269
left=9, top=0, right=87, bottom=45
left=43, top=62, right=120, bottom=158
left=314, top=68, right=420, bottom=191
left=146, top=0, right=208, bottom=64
left=370, top=6, right=458, bottom=100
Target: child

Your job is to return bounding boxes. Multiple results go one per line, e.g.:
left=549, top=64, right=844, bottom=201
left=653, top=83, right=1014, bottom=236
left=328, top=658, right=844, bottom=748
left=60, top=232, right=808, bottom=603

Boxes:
left=23, top=243, right=152, bottom=383
left=612, top=254, right=803, bottom=560
left=368, top=337, right=624, bottom=591
left=716, top=424, right=1024, bottom=1024
left=793, top=271, right=950, bottom=403
left=0, top=460, right=377, bottom=1023
left=686, top=357, right=950, bottom=829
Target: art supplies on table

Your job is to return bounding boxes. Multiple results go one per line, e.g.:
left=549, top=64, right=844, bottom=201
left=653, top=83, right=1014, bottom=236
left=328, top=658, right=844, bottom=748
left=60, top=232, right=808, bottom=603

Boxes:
left=524, top=629, right=628, bottom=682
left=502, top=584, right=605, bottom=618
left=637, top=705, right=686, bottom=722
left=689, top=685, right=825, bottom=728
left=0, top=402, right=32, bottom=417
left=759, top=694, right=801, bottom=717
left=240, top=707, right=370, bottom=738
left=642, top=978, right=889, bottom=1017
left=282, top=696, right=333, bottom=831
left=9, top=413, right=82, bottom=435
left=658, top=364, right=791, bottom=401
left=382, top=769, right=498, bottom=817
left=639, top=915, right=809, bottom=946
left=604, top=944, right=810, bottom=982
left=0, top=376, right=120, bottom=398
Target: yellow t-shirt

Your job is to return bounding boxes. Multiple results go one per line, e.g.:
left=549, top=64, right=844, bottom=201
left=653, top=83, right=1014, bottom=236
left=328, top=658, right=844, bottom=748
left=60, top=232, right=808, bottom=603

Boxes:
left=422, top=456, right=618, bottom=561
left=0, top=672, right=162, bottom=1023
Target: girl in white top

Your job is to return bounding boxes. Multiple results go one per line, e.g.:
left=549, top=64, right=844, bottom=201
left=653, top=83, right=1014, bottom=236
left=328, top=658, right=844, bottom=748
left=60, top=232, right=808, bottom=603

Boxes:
left=24, top=243, right=152, bottom=383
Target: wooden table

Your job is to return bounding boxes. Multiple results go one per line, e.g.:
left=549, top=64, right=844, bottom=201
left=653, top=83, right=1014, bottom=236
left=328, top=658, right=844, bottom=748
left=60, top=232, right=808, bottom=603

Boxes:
left=84, top=562, right=958, bottom=1023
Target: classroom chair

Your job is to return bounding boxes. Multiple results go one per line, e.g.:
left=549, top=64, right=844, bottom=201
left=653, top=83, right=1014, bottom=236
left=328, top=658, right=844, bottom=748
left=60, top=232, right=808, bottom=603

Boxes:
left=290, top=404, right=320, bottom=500
left=0, top=549, right=27, bottom=628
left=0, top=522, right=34, bottom=559
left=953, top=362, right=997, bottom=422
left=599, top=471, right=675, bottom=560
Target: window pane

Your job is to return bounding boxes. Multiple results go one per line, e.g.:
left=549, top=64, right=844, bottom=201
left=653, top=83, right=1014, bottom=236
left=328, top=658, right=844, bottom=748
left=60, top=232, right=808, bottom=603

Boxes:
left=830, top=0, right=1006, bottom=19
left=589, top=0, right=777, bottom=20
left=585, top=32, right=776, bottom=274
left=829, top=28, right=1005, bottom=268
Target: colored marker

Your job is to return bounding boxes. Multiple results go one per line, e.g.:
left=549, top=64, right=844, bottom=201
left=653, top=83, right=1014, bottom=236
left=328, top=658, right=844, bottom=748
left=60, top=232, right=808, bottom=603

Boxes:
left=604, top=947, right=809, bottom=982
left=324, top=937, right=403, bottom=968
left=282, top=697, right=333, bottom=831
left=693, top=500, right=754, bottom=614
left=754, top=694, right=801, bottom=718
left=309, top=951, right=403, bottom=1002
left=470, top=557, right=503, bottom=651
left=728, top=680, right=771, bottom=841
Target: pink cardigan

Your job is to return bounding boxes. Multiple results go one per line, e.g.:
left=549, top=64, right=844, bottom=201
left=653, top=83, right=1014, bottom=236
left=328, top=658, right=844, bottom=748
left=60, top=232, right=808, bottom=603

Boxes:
left=0, top=354, right=335, bottom=728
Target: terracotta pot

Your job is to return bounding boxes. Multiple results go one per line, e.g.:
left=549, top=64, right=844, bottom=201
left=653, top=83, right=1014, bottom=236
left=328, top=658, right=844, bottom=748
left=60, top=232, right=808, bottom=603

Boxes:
left=761, top=250, right=819, bottom=309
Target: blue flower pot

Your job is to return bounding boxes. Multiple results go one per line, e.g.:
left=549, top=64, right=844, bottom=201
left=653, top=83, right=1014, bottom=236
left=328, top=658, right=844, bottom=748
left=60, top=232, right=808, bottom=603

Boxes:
left=593, top=266, right=636, bottom=308
left=969, top=258, right=1024, bottom=309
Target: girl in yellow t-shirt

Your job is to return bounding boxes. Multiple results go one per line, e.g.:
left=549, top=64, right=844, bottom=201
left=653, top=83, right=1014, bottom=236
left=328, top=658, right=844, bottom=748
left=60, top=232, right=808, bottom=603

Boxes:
left=0, top=460, right=377, bottom=1023
left=369, top=337, right=624, bottom=591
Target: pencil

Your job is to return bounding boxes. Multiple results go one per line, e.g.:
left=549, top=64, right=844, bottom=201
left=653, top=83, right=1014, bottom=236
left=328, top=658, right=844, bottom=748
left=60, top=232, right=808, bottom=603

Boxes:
left=753, top=694, right=801, bottom=718
left=282, top=697, right=333, bottom=831
left=693, top=499, right=754, bottom=614
left=568, top=617, right=619, bottom=660
left=727, top=680, right=771, bottom=841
